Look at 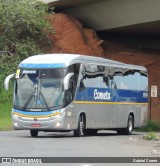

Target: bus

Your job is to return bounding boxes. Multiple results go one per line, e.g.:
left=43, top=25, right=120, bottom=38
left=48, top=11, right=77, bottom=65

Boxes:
left=4, top=54, right=148, bottom=137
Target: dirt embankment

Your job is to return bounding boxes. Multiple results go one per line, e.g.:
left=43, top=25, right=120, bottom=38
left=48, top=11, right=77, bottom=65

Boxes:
left=48, top=13, right=105, bottom=56
left=48, top=13, right=160, bottom=121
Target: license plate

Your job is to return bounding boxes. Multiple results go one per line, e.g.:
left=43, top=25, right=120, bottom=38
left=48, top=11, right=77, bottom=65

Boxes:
left=32, top=124, right=41, bottom=127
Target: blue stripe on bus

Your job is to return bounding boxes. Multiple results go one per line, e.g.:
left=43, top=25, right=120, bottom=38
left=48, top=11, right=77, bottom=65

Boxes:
left=18, top=63, right=66, bottom=68
left=75, top=87, right=148, bottom=103
left=13, top=109, right=55, bottom=116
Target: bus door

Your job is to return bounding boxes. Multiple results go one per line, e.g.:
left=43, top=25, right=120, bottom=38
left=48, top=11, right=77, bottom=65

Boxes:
left=82, top=64, right=115, bottom=128
left=104, top=67, right=118, bottom=128
left=74, top=64, right=88, bottom=124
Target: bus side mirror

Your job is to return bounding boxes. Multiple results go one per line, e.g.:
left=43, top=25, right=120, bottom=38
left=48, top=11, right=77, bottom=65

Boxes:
left=4, top=73, right=15, bottom=90
left=64, top=73, right=74, bottom=90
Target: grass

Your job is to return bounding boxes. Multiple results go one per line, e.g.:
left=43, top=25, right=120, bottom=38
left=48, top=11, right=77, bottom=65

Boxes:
left=137, top=120, right=160, bottom=132
left=0, top=101, right=13, bottom=131
left=136, top=121, right=160, bottom=140
left=143, top=131, right=159, bottom=140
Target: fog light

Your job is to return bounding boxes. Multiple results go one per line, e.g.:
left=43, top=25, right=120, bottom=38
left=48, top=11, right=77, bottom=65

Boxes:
left=13, top=122, right=18, bottom=127
left=56, top=122, right=61, bottom=127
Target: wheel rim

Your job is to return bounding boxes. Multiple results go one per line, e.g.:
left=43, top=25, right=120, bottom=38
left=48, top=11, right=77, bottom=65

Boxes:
left=80, top=118, right=84, bottom=134
left=128, top=118, right=133, bottom=133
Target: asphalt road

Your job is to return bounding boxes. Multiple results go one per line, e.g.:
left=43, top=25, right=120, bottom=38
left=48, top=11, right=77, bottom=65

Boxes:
left=0, top=130, right=160, bottom=166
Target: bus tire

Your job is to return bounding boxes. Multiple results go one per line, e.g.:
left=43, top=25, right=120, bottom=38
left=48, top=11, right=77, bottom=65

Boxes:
left=74, top=115, right=84, bottom=137
left=125, top=115, right=134, bottom=135
left=30, top=130, right=38, bottom=137
left=117, top=115, right=134, bottom=135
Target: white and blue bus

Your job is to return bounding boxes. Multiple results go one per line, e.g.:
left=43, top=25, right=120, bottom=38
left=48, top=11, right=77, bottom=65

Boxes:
left=4, top=54, right=148, bottom=137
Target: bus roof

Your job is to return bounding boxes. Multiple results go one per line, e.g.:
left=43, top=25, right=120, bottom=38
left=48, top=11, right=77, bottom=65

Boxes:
left=18, top=53, right=146, bottom=70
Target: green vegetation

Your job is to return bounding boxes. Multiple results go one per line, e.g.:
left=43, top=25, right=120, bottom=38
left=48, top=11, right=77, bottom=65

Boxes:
left=0, top=102, right=13, bottom=130
left=0, top=0, right=54, bottom=102
left=138, top=121, right=160, bottom=132
left=0, top=0, right=54, bottom=130
left=143, top=131, right=159, bottom=140
left=137, top=121, right=160, bottom=141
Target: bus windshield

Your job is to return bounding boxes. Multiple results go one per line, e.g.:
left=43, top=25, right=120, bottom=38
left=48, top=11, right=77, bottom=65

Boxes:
left=14, top=68, right=66, bottom=111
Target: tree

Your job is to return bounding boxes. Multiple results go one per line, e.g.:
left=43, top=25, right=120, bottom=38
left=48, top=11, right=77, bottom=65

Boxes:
left=0, top=0, right=54, bottom=101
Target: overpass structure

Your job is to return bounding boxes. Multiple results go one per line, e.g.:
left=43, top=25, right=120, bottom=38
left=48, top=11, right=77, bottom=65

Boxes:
left=44, top=0, right=160, bottom=49
left=43, top=0, right=160, bottom=121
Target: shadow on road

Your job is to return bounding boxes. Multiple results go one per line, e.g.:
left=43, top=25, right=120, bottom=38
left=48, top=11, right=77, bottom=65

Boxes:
left=19, top=130, right=142, bottom=138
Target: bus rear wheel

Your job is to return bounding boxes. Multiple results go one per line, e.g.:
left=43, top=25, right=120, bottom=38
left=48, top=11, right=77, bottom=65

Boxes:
left=30, top=130, right=38, bottom=137
left=117, top=115, right=134, bottom=135
left=125, top=115, right=134, bottom=135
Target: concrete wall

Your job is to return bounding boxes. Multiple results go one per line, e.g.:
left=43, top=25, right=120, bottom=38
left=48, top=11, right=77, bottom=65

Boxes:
left=63, top=0, right=160, bottom=31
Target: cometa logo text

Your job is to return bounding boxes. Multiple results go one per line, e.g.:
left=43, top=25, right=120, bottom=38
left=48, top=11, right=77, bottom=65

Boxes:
left=94, top=89, right=111, bottom=100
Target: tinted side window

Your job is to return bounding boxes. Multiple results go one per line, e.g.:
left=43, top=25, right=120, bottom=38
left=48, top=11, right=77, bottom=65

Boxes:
left=79, top=65, right=148, bottom=91
left=140, top=71, right=148, bottom=91
left=113, top=68, right=147, bottom=91
left=80, top=64, right=108, bottom=89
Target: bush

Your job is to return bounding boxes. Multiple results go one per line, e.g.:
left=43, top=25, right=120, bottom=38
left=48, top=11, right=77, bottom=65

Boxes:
left=143, top=132, right=159, bottom=140
left=0, top=52, right=19, bottom=102
left=0, top=0, right=54, bottom=102
left=138, top=121, right=160, bottom=132
left=0, top=0, right=53, bottom=53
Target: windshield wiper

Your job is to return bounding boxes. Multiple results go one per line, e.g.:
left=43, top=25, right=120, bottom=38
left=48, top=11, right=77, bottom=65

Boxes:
left=40, top=91, right=50, bottom=111
left=23, top=84, right=38, bottom=110
left=22, top=85, right=50, bottom=111
left=23, top=90, right=36, bottom=110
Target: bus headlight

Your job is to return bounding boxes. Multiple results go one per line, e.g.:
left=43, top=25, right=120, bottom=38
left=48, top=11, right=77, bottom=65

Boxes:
left=52, top=113, right=64, bottom=119
left=54, top=114, right=61, bottom=118
left=13, top=114, right=20, bottom=119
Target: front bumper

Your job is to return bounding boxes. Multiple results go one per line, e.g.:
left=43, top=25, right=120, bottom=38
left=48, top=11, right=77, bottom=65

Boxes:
left=12, top=109, right=76, bottom=131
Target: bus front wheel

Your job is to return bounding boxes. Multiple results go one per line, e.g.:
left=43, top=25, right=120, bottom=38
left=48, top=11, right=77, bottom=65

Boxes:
left=30, top=130, right=38, bottom=137
left=74, top=115, right=85, bottom=137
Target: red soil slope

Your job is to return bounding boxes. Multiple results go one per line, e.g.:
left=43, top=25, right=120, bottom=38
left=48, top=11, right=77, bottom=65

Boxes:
left=48, top=13, right=105, bottom=56
left=48, top=13, right=160, bottom=121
